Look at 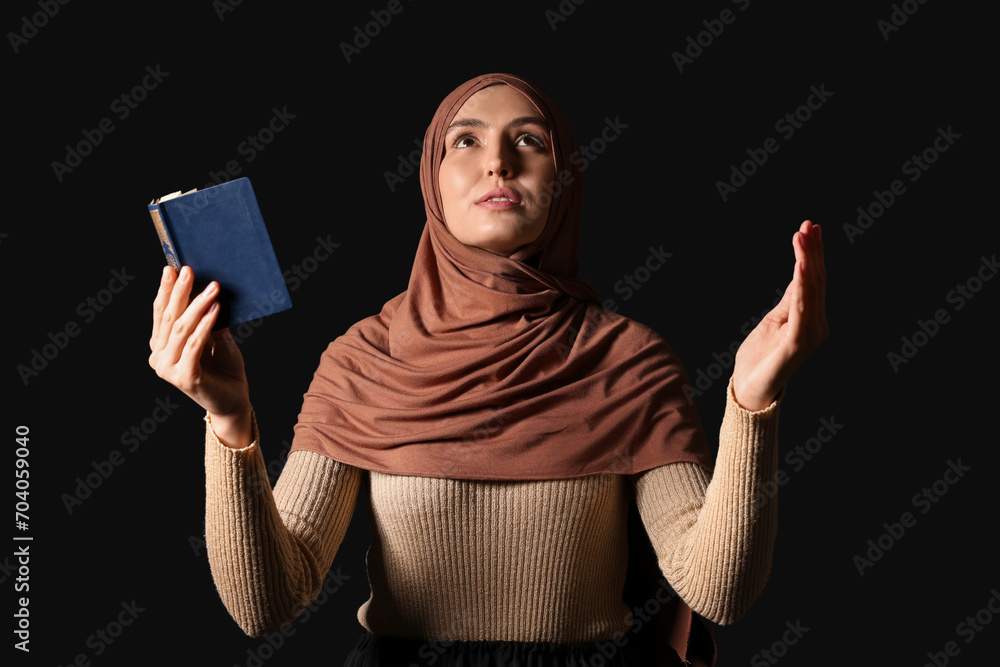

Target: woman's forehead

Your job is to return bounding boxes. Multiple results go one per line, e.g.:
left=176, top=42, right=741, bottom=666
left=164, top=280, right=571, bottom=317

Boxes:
left=452, top=84, right=543, bottom=121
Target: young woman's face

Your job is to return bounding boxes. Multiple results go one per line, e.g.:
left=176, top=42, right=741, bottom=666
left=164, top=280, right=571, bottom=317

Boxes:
left=438, top=84, right=556, bottom=256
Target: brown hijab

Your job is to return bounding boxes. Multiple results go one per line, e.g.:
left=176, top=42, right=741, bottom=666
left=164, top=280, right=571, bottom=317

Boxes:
left=290, top=72, right=713, bottom=480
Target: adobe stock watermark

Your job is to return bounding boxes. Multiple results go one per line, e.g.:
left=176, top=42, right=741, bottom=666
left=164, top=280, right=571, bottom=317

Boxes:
left=555, top=300, right=617, bottom=362
left=187, top=454, right=347, bottom=551
left=213, top=0, right=245, bottom=21
left=230, top=235, right=340, bottom=344
left=51, top=65, right=170, bottom=182
left=533, top=115, right=629, bottom=213
left=543, top=0, right=586, bottom=31
left=750, top=619, right=809, bottom=666
left=0, top=554, right=18, bottom=585
left=886, top=253, right=996, bottom=373
left=843, top=126, right=960, bottom=244
left=55, top=599, right=145, bottom=666
left=359, top=358, right=513, bottom=478
left=407, top=610, right=474, bottom=666
left=12, top=545, right=30, bottom=652
left=384, top=138, right=424, bottom=192
left=7, top=0, right=71, bottom=54
left=412, top=576, right=680, bottom=665
left=716, top=84, right=834, bottom=202
left=442, top=408, right=511, bottom=478
left=235, top=568, right=351, bottom=667
left=922, top=587, right=1000, bottom=666
left=751, top=416, right=844, bottom=512
left=672, top=0, right=752, bottom=73
left=17, top=267, right=136, bottom=386
left=203, top=106, right=298, bottom=189
left=339, top=0, right=415, bottom=63
left=598, top=244, right=673, bottom=314
left=188, top=430, right=332, bottom=558
left=592, top=576, right=680, bottom=664
left=384, top=115, right=629, bottom=194
left=682, top=287, right=785, bottom=403
left=572, top=115, right=629, bottom=172
left=852, top=458, right=971, bottom=577
left=877, top=0, right=931, bottom=41
left=60, top=395, right=184, bottom=514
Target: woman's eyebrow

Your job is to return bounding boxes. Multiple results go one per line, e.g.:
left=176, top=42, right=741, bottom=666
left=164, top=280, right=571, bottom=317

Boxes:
left=446, top=116, right=550, bottom=135
left=446, top=118, right=487, bottom=135
left=509, top=116, right=549, bottom=132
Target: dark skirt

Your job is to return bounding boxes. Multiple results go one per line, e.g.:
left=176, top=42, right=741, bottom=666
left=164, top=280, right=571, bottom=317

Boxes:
left=342, top=630, right=682, bottom=666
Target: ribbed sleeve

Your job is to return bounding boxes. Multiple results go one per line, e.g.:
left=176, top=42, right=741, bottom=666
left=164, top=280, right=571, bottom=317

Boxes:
left=633, top=376, right=783, bottom=625
left=203, top=411, right=362, bottom=636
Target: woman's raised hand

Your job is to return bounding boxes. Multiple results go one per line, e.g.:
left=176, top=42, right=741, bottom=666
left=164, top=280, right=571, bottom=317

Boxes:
left=148, top=266, right=253, bottom=447
left=732, top=220, right=829, bottom=411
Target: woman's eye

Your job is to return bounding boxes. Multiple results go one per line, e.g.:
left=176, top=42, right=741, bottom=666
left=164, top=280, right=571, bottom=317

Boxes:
left=454, top=135, right=477, bottom=148
left=517, top=134, right=546, bottom=148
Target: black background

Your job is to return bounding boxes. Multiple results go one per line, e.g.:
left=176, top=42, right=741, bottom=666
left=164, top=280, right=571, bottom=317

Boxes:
left=5, top=0, right=996, bottom=665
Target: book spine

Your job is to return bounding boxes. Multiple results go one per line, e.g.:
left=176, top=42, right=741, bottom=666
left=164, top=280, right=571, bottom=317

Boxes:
left=148, top=204, right=180, bottom=269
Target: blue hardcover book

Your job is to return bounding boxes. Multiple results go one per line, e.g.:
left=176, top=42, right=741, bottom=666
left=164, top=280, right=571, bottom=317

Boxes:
left=147, top=177, right=291, bottom=330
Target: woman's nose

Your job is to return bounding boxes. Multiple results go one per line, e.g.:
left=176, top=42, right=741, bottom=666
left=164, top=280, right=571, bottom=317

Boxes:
left=485, top=139, right=516, bottom=178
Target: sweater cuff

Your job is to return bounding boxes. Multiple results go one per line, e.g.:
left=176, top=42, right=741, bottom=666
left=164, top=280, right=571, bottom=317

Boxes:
left=726, top=375, right=784, bottom=419
left=204, top=409, right=260, bottom=454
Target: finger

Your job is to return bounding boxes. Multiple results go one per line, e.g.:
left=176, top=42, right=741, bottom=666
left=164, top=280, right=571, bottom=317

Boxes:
left=800, top=223, right=819, bottom=310
left=814, top=223, right=827, bottom=300
left=156, top=265, right=197, bottom=355
left=787, top=230, right=807, bottom=337
left=807, top=221, right=823, bottom=283
left=803, top=222, right=824, bottom=320
left=150, top=266, right=177, bottom=352
left=177, top=299, right=222, bottom=384
left=772, top=240, right=806, bottom=309
left=154, top=266, right=192, bottom=356
left=160, top=280, right=220, bottom=368
left=800, top=222, right=829, bottom=344
left=792, top=228, right=808, bottom=274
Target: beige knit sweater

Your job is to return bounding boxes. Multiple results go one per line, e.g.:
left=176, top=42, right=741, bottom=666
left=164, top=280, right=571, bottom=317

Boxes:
left=204, top=376, right=782, bottom=641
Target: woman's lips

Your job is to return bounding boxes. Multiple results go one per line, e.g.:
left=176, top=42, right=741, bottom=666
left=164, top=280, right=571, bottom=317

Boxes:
left=476, top=187, right=522, bottom=210
left=477, top=198, right=521, bottom=210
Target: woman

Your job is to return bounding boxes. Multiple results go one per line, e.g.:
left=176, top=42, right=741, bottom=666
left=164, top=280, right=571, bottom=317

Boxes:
left=149, top=73, right=828, bottom=666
